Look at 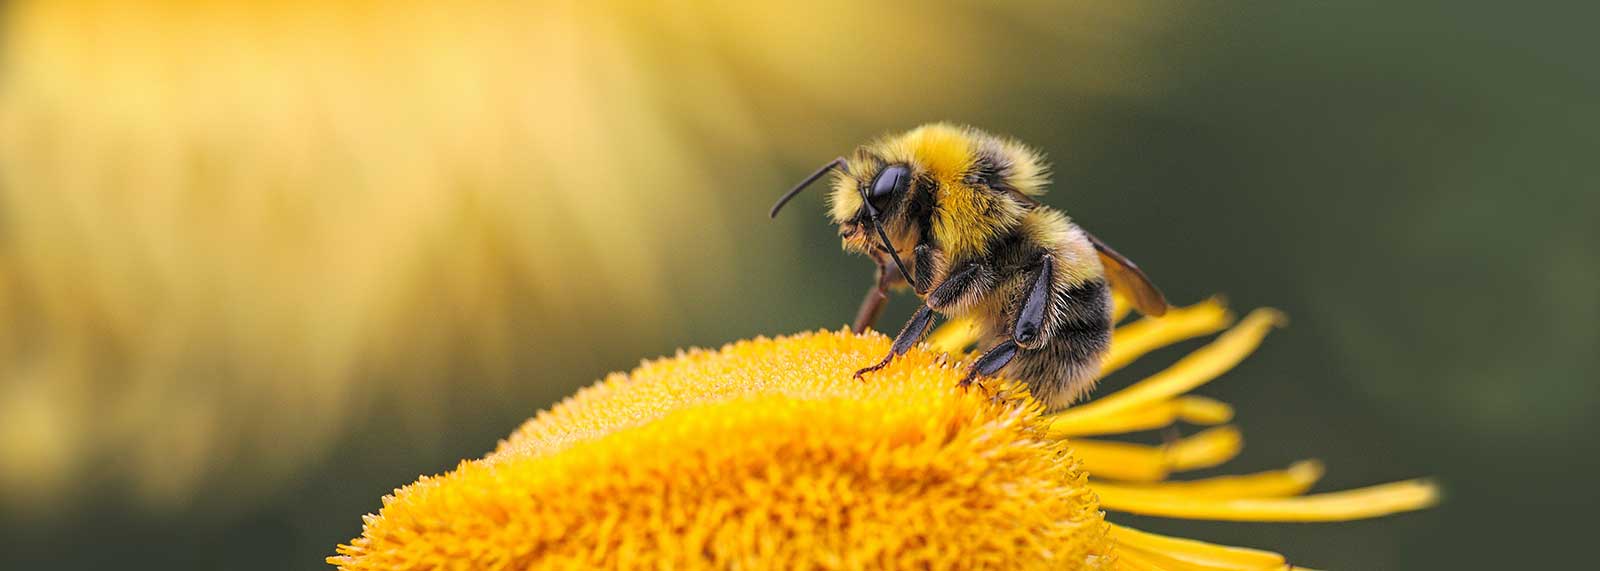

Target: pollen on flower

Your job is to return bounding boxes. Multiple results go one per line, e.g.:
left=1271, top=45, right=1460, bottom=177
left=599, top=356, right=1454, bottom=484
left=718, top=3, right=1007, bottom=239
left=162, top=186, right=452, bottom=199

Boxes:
left=332, top=330, right=1115, bottom=570
left=331, top=300, right=1438, bottom=571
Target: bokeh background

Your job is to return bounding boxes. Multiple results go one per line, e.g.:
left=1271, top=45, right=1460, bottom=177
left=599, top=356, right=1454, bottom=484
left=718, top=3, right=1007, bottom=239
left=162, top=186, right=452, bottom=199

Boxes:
left=1, top=1, right=1593, bottom=569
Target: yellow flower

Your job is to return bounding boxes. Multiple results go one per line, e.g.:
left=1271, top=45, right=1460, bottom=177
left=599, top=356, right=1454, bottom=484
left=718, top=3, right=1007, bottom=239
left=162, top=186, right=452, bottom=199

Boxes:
left=331, top=298, right=1436, bottom=570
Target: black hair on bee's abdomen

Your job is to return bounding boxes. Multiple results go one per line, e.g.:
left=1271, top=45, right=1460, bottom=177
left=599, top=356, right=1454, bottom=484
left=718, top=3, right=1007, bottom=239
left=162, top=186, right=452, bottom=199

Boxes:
left=1052, top=279, right=1110, bottom=332
left=997, top=278, right=1112, bottom=409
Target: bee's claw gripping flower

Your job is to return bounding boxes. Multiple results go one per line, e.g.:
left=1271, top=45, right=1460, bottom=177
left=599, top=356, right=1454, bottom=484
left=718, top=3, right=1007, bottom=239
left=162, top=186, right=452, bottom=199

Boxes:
left=333, top=301, right=1437, bottom=570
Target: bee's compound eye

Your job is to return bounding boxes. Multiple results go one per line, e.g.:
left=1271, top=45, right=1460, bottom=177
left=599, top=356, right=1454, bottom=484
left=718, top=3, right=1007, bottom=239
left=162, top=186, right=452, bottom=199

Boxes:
left=867, top=164, right=910, bottom=212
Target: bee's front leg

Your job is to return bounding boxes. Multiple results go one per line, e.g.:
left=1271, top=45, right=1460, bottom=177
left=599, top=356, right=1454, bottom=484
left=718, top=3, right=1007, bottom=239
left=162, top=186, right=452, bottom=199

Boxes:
left=855, top=254, right=997, bottom=379
left=853, top=306, right=936, bottom=379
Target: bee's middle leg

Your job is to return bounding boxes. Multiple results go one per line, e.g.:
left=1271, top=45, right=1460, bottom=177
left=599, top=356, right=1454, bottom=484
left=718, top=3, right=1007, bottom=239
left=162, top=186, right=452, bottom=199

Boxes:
left=961, top=253, right=1050, bottom=388
left=854, top=305, right=936, bottom=379
left=958, top=339, right=1018, bottom=387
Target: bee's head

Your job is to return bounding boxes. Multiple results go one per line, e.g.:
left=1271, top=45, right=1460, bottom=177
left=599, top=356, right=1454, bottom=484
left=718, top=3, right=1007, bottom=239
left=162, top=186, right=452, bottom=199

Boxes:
left=827, top=158, right=927, bottom=259
left=767, top=152, right=930, bottom=292
left=768, top=123, right=1042, bottom=293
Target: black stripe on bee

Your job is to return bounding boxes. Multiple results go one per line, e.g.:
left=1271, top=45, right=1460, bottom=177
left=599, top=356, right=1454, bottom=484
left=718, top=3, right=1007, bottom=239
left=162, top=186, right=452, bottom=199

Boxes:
left=969, top=141, right=1028, bottom=191
left=1053, top=278, right=1111, bottom=332
left=966, top=145, right=1041, bottom=209
left=1007, top=280, right=1112, bottom=391
left=1046, top=319, right=1111, bottom=375
left=985, top=224, right=1028, bottom=258
left=1005, top=317, right=1108, bottom=405
left=906, top=176, right=938, bottom=221
left=965, top=153, right=1009, bottom=193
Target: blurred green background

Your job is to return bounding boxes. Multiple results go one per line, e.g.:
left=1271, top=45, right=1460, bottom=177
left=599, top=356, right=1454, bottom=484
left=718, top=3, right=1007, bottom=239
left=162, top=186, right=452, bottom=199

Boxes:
left=1, top=1, right=1593, bottom=569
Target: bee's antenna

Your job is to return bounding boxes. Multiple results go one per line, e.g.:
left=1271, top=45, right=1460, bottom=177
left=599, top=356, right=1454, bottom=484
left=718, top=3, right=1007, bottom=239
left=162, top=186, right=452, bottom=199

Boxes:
left=858, top=186, right=924, bottom=296
left=769, top=155, right=922, bottom=295
left=870, top=219, right=921, bottom=295
left=769, top=157, right=846, bottom=218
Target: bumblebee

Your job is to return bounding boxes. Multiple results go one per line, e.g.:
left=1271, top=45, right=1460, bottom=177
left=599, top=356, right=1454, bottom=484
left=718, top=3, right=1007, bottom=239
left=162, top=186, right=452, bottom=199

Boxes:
left=770, top=123, right=1168, bottom=408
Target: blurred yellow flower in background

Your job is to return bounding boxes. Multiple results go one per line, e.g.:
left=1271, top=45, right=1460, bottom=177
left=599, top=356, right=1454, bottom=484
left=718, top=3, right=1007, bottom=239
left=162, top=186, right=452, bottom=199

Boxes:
left=332, top=298, right=1436, bottom=570
left=0, top=0, right=1187, bottom=513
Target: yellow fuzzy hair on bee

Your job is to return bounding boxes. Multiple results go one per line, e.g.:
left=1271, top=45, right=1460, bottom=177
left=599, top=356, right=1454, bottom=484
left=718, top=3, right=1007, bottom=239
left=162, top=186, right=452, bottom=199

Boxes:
left=777, top=123, right=1168, bottom=408
left=828, top=123, right=1050, bottom=261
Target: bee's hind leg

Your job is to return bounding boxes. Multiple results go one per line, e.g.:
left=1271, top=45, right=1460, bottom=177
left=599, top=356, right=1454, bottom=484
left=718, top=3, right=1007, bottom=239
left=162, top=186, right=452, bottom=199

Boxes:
left=957, top=339, right=1018, bottom=388
left=854, top=306, right=936, bottom=380
left=961, top=252, right=1049, bottom=389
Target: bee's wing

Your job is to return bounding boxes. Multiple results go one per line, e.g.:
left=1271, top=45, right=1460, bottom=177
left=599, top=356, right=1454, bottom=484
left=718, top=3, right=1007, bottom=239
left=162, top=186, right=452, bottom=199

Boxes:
left=1083, top=230, right=1169, bottom=317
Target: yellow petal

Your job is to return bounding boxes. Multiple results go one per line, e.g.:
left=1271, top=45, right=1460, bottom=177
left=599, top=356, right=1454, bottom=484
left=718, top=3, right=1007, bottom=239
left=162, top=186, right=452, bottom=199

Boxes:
left=1109, top=524, right=1287, bottom=570
left=1049, top=396, right=1234, bottom=437
left=1072, top=426, right=1243, bottom=482
left=1114, top=548, right=1178, bottom=571
left=1175, top=396, right=1236, bottom=425
left=1091, top=460, right=1323, bottom=501
left=1096, top=478, right=1440, bottom=522
left=925, top=315, right=981, bottom=354
left=1102, top=297, right=1235, bottom=376
left=1064, top=308, right=1287, bottom=425
left=1111, top=290, right=1133, bottom=324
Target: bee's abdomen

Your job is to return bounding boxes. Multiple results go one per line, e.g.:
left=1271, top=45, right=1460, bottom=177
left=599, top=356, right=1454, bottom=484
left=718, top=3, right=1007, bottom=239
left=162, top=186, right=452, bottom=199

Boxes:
left=1005, top=278, right=1112, bottom=409
left=1050, top=278, right=1110, bottom=334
